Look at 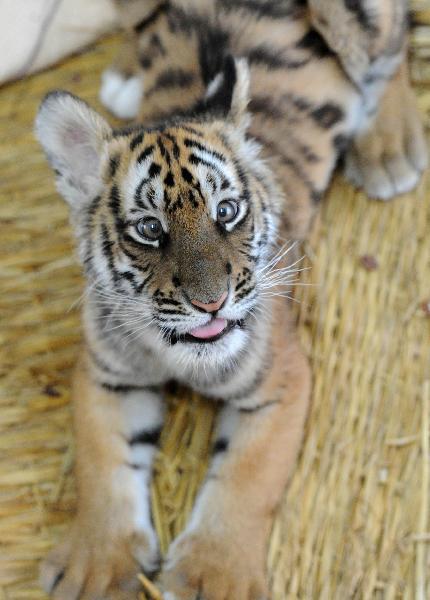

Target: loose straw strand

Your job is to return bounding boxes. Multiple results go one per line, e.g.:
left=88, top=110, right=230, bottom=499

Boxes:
left=415, top=380, right=429, bottom=600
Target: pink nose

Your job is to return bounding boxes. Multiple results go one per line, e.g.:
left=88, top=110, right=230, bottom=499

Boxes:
left=191, top=291, right=228, bottom=313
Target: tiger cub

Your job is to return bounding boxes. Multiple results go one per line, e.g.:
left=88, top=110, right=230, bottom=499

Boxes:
left=35, top=1, right=427, bottom=598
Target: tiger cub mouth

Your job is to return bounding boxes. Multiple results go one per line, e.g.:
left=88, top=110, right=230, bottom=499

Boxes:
left=166, top=318, right=242, bottom=345
left=188, top=317, right=229, bottom=341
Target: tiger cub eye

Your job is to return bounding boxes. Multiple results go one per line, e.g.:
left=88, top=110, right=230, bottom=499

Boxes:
left=217, top=200, right=238, bottom=224
left=136, top=217, right=163, bottom=241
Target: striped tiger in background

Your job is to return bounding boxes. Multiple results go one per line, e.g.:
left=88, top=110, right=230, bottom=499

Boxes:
left=35, top=1, right=427, bottom=598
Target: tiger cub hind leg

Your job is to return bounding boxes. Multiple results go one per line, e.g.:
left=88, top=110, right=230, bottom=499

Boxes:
left=344, top=61, right=428, bottom=200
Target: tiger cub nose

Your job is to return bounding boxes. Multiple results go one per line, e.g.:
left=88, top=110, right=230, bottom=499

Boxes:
left=191, top=291, right=228, bottom=313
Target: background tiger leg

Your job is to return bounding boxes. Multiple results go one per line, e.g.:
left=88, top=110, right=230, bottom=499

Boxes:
left=99, top=0, right=164, bottom=118
left=40, top=358, right=165, bottom=599
left=159, top=317, right=311, bottom=600
left=344, top=60, right=428, bottom=199
left=309, top=0, right=428, bottom=199
left=308, top=0, right=408, bottom=86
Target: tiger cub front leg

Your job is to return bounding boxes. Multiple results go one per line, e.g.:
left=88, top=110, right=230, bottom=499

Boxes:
left=40, top=356, right=165, bottom=599
left=160, top=327, right=310, bottom=600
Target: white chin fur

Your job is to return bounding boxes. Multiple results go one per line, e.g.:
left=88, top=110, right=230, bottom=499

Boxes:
left=99, top=69, right=144, bottom=120
left=159, top=326, right=249, bottom=381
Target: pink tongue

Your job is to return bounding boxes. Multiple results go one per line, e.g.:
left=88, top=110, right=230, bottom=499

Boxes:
left=189, top=318, right=227, bottom=340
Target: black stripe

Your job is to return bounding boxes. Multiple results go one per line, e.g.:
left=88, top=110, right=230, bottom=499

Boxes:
left=217, top=0, right=303, bottom=20
left=154, top=297, right=182, bottom=307
left=295, top=29, right=334, bottom=58
left=206, top=173, right=217, bottom=193
left=134, top=178, right=150, bottom=207
left=120, top=269, right=141, bottom=292
left=333, top=134, right=351, bottom=154
left=249, top=95, right=283, bottom=120
left=88, top=347, right=125, bottom=377
left=292, top=140, right=320, bottom=164
left=180, top=125, right=205, bottom=138
left=100, top=222, right=118, bottom=280
left=189, top=154, right=223, bottom=175
left=148, top=162, right=161, bottom=178
left=163, top=133, right=180, bottom=159
left=227, top=354, right=272, bottom=402
left=287, top=94, right=312, bottom=113
left=84, top=197, right=101, bottom=266
left=239, top=399, right=280, bottom=413
left=201, top=54, right=236, bottom=116
left=137, top=145, right=155, bottom=164
left=255, top=132, right=320, bottom=198
left=134, top=1, right=169, bottom=33
left=150, top=32, right=166, bottom=55
left=213, top=438, right=229, bottom=454
left=128, top=462, right=149, bottom=470
left=136, top=271, right=154, bottom=293
left=139, top=32, right=167, bottom=70
left=235, top=284, right=256, bottom=301
left=87, top=194, right=101, bottom=218
left=146, top=68, right=195, bottom=97
left=130, top=132, right=144, bottom=151
left=181, top=167, right=193, bottom=183
left=157, top=138, right=168, bottom=161
left=50, top=571, right=64, bottom=593
left=167, top=195, right=184, bottom=214
left=164, top=171, right=175, bottom=187
left=109, top=184, right=121, bottom=215
left=99, top=382, right=159, bottom=394
left=198, top=25, right=229, bottom=85
left=157, top=305, right=187, bottom=315
left=109, top=155, right=120, bottom=178
left=147, top=186, right=158, bottom=210
left=140, top=56, right=153, bottom=70
left=311, top=190, right=323, bottom=204
left=311, top=103, right=344, bottom=129
left=247, top=44, right=307, bottom=69
left=118, top=238, right=141, bottom=261
left=129, top=427, right=162, bottom=446
left=344, top=0, right=378, bottom=32
left=235, top=278, right=249, bottom=292
left=184, top=139, right=226, bottom=162
left=280, top=153, right=319, bottom=196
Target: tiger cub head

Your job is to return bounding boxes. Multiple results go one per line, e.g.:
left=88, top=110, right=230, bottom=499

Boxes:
left=35, top=58, right=283, bottom=364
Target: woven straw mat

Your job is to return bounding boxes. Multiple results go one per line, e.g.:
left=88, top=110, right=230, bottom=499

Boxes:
left=1, top=5, right=430, bottom=598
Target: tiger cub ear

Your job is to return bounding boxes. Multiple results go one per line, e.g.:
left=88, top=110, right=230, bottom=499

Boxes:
left=35, top=91, right=112, bottom=207
left=204, top=56, right=250, bottom=131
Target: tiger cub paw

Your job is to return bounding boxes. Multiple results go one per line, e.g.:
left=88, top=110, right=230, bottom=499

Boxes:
left=159, top=532, right=268, bottom=600
left=99, top=69, right=144, bottom=120
left=40, top=522, right=159, bottom=599
left=344, top=84, right=428, bottom=200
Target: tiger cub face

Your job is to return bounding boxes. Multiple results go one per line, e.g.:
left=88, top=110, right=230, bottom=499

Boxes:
left=35, top=60, right=281, bottom=364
